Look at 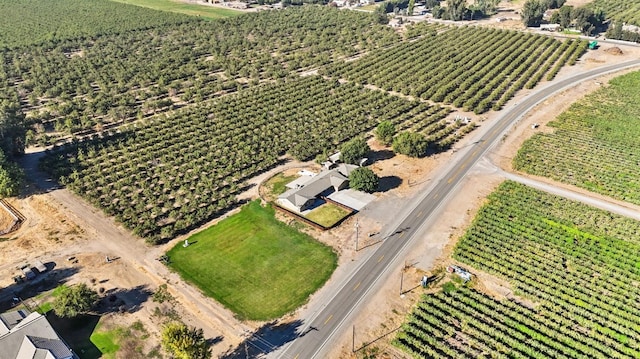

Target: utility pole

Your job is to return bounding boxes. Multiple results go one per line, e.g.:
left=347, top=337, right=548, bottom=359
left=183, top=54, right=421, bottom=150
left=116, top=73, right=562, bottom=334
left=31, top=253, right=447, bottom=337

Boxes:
left=355, top=218, right=359, bottom=251
left=352, top=325, right=355, bottom=352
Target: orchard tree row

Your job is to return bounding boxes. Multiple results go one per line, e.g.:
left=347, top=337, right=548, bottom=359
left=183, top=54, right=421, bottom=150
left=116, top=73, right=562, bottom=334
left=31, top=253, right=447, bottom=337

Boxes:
left=323, top=26, right=586, bottom=114
left=589, top=0, right=640, bottom=26
left=0, top=0, right=192, bottom=49
left=0, top=6, right=399, bottom=143
left=40, top=77, right=470, bottom=242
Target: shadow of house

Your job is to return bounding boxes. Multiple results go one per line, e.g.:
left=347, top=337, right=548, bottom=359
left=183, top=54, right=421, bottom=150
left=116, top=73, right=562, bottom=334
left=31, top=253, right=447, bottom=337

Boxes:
left=47, top=313, right=100, bottom=359
left=220, top=320, right=302, bottom=359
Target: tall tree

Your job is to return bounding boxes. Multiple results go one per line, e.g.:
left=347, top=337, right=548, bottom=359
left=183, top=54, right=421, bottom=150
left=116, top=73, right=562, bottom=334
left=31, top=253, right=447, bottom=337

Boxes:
left=393, top=131, right=429, bottom=158
left=349, top=167, right=379, bottom=193
left=521, top=0, right=547, bottom=27
left=408, top=0, right=415, bottom=15
left=52, top=284, right=98, bottom=318
left=446, top=0, right=467, bottom=20
left=340, top=137, right=370, bottom=165
left=0, top=150, right=23, bottom=198
left=557, top=5, right=573, bottom=28
left=162, top=323, right=211, bottom=359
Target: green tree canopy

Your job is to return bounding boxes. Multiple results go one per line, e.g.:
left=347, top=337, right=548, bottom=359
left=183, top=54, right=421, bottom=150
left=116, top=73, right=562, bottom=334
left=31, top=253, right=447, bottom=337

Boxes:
left=374, top=121, right=396, bottom=146
left=162, top=323, right=211, bottom=359
left=446, top=0, right=468, bottom=20
left=521, top=0, right=547, bottom=26
left=340, top=137, right=370, bottom=165
left=0, top=150, right=23, bottom=198
left=52, top=283, right=98, bottom=318
left=393, top=131, right=429, bottom=158
left=557, top=5, right=574, bottom=28
left=349, top=167, right=379, bottom=193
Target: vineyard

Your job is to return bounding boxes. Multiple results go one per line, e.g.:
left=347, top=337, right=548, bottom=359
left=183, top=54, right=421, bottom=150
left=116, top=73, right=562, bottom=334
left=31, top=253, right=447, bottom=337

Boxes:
left=0, top=0, right=191, bottom=48
left=40, top=76, right=471, bottom=242
left=323, top=26, right=587, bottom=114
left=396, top=181, right=640, bottom=358
left=514, top=70, right=640, bottom=205
left=589, top=0, right=640, bottom=26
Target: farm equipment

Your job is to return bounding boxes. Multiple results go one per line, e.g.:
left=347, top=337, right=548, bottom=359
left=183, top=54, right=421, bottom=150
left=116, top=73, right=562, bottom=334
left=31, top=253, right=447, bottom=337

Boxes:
left=588, top=41, right=598, bottom=50
left=447, top=265, right=472, bottom=282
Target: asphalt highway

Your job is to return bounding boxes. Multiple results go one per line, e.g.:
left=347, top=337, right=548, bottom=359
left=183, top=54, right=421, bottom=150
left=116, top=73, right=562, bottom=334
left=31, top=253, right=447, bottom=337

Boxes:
left=279, top=59, right=640, bottom=359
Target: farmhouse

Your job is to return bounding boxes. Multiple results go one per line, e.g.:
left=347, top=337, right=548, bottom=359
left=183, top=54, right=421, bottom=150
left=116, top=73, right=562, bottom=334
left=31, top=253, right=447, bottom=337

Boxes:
left=0, top=309, right=76, bottom=359
left=278, top=164, right=358, bottom=212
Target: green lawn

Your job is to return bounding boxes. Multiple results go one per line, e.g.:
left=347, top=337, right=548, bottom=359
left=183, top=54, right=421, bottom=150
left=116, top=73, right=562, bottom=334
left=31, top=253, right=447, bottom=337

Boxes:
left=264, top=173, right=298, bottom=198
left=109, top=0, right=242, bottom=19
left=167, top=200, right=337, bottom=320
left=89, top=324, right=121, bottom=359
left=305, top=203, right=351, bottom=228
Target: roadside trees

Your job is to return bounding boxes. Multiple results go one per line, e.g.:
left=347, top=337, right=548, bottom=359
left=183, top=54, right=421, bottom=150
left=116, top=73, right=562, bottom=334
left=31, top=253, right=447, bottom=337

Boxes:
left=393, top=131, right=429, bottom=158
left=161, top=323, right=211, bottom=359
left=340, top=137, right=370, bottom=165
left=349, top=167, right=379, bottom=193
left=521, top=0, right=546, bottom=26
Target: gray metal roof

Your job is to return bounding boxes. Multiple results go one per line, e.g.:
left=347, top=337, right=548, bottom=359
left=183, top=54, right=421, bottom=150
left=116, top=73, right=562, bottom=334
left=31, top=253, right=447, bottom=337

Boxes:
left=31, top=336, right=73, bottom=359
left=0, top=311, right=73, bottom=359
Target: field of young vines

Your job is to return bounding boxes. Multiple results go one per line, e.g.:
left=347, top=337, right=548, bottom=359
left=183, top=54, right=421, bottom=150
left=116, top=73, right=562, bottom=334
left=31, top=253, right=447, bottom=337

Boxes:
left=397, top=181, right=640, bottom=358
left=324, top=26, right=587, bottom=114
left=589, top=0, right=640, bottom=26
left=40, top=76, right=471, bottom=242
left=514, top=71, right=640, bottom=205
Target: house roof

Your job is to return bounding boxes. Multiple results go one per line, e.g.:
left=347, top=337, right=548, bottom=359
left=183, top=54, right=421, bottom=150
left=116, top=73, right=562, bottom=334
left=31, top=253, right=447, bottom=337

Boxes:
left=0, top=309, right=30, bottom=335
left=278, top=166, right=356, bottom=210
left=0, top=311, right=74, bottom=359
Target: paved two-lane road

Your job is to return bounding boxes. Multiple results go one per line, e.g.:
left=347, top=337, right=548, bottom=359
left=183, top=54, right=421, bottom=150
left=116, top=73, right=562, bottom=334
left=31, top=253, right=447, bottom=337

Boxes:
left=279, top=59, right=640, bottom=359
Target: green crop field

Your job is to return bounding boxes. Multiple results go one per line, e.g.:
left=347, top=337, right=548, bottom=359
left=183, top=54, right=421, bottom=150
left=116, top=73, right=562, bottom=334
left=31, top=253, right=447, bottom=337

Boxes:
left=514, top=70, right=640, bottom=205
left=0, top=0, right=190, bottom=48
left=397, top=181, right=640, bottom=357
left=166, top=201, right=337, bottom=320
left=110, top=0, right=242, bottom=20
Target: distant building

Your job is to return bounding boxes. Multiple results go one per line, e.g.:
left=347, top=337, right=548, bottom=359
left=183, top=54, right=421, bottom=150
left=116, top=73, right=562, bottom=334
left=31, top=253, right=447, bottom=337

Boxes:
left=540, top=24, right=561, bottom=31
left=0, top=309, right=77, bottom=359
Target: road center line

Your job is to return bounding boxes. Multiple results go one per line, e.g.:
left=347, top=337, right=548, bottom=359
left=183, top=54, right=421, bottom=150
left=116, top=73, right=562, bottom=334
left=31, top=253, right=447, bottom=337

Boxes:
left=323, top=314, right=333, bottom=325
left=377, top=255, right=384, bottom=262
left=353, top=281, right=361, bottom=291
